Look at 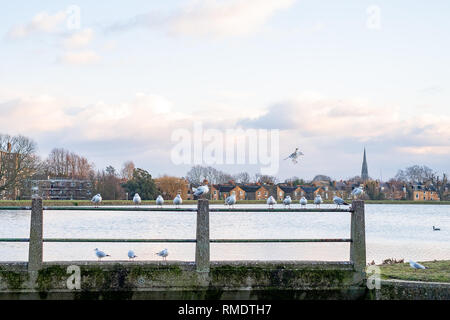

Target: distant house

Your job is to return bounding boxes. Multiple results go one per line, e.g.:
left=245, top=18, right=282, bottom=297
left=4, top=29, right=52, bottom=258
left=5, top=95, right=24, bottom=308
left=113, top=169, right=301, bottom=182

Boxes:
left=26, top=178, right=93, bottom=200
left=241, top=185, right=269, bottom=200
left=412, top=184, right=440, bottom=201
left=211, top=184, right=246, bottom=200
left=299, top=186, right=320, bottom=200
left=278, top=185, right=300, bottom=200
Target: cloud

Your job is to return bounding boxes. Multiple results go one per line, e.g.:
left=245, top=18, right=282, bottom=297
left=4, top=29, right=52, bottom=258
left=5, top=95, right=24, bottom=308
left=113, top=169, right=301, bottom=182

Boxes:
left=63, top=28, right=94, bottom=49
left=104, top=0, right=295, bottom=38
left=61, top=50, right=101, bottom=65
left=7, top=11, right=66, bottom=39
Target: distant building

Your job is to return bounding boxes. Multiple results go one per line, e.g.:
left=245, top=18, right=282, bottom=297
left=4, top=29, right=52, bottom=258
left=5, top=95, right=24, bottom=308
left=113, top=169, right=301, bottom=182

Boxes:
left=361, top=148, right=369, bottom=182
left=412, top=183, right=440, bottom=201
left=25, top=178, right=93, bottom=200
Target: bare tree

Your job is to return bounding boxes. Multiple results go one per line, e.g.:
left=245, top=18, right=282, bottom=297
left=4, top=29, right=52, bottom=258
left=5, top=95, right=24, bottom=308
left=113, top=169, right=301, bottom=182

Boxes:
left=42, top=148, right=94, bottom=179
left=234, top=172, right=251, bottom=184
left=395, top=165, right=435, bottom=183
left=0, top=134, right=40, bottom=196
left=121, top=161, right=135, bottom=180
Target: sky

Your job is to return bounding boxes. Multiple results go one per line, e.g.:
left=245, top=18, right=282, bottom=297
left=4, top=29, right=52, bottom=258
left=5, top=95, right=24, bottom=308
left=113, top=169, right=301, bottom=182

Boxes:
left=0, top=0, right=449, bottom=181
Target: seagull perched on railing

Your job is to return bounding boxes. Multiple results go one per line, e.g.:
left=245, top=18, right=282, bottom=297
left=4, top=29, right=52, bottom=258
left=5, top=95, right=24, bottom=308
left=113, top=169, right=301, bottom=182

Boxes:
left=128, top=250, right=137, bottom=259
left=333, top=196, right=349, bottom=208
left=173, top=194, right=182, bottom=208
left=91, top=194, right=102, bottom=207
left=267, top=196, right=276, bottom=209
left=314, top=194, right=323, bottom=208
left=409, top=260, right=427, bottom=269
left=283, top=147, right=304, bottom=164
left=156, top=249, right=169, bottom=261
left=225, top=194, right=236, bottom=208
left=156, top=195, right=164, bottom=207
left=94, top=248, right=110, bottom=261
left=300, top=196, right=307, bottom=208
left=283, top=195, right=292, bottom=208
left=351, top=187, right=364, bottom=198
left=133, top=193, right=142, bottom=206
left=194, top=185, right=209, bottom=199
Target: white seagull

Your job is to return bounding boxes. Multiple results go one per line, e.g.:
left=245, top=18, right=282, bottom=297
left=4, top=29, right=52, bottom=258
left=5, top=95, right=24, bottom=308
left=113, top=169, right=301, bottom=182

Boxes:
left=91, top=194, right=102, bottom=207
left=94, top=248, right=110, bottom=261
left=333, top=196, right=349, bottom=208
left=284, top=147, right=304, bottom=164
left=156, top=248, right=169, bottom=261
left=283, top=195, right=292, bottom=208
left=225, top=193, right=236, bottom=208
left=194, top=185, right=209, bottom=199
left=128, top=250, right=137, bottom=259
left=314, top=194, right=323, bottom=208
left=409, top=260, right=427, bottom=269
left=300, top=196, right=307, bottom=208
left=351, top=187, right=364, bottom=198
left=173, top=194, right=182, bottom=208
left=133, top=193, right=142, bottom=206
left=267, top=196, right=276, bottom=209
left=156, top=195, right=164, bottom=207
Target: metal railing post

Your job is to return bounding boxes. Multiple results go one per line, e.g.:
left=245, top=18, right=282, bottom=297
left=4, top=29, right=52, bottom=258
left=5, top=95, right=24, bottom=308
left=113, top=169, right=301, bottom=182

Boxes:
left=350, top=200, right=366, bottom=284
left=28, top=196, right=43, bottom=272
left=195, top=199, right=210, bottom=272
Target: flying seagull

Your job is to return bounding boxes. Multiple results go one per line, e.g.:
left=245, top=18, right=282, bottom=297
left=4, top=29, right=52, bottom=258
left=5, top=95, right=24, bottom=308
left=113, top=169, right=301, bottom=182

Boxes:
left=409, top=260, right=427, bottom=269
left=283, top=195, right=292, bottom=208
left=173, top=194, right=182, bottom=208
left=300, top=196, right=307, bottom=208
left=94, top=248, right=110, bottom=261
left=225, top=193, right=236, bottom=208
left=333, top=196, right=349, bottom=208
left=156, top=195, right=164, bottom=207
left=284, top=147, right=304, bottom=164
left=314, top=194, right=323, bottom=208
left=156, top=248, right=169, bottom=261
left=267, top=196, right=276, bottom=209
left=133, top=193, right=142, bottom=206
left=128, top=250, right=137, bottom=259
left=91, top=194, right=102, bottom=208
left=194, top=185, right=209, bottom=199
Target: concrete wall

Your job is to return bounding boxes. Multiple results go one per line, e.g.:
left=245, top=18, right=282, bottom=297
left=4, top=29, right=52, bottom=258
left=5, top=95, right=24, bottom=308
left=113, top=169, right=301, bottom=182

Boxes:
left=0, top=261, right=366, bottom=300
left=371, top=280, right=450, bottom=300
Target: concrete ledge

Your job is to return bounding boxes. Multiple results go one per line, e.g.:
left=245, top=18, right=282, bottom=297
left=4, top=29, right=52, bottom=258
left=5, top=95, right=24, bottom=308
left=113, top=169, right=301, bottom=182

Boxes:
left=373, top=279, right=450, bottom=300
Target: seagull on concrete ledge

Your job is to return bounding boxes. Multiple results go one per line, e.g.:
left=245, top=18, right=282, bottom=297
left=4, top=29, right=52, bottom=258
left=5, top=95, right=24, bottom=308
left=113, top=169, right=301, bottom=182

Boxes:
left=283, top=195, right=292, bottom=208
left=156, top=249, right=169, bottom=261
left=94, top=248, right=110, bottom=261
left=128, top=250, right=137, bottom=259
left=409, top=260, right=427, bottom=269
left=225, top=193, right=236, bottom=208
left=314, top=194, right=323, bottom=208
left=173, top=193, right=182, bottom=208
left=133, top=193, right=142, bottom=206
left=333, top=196, right=349, bottom=208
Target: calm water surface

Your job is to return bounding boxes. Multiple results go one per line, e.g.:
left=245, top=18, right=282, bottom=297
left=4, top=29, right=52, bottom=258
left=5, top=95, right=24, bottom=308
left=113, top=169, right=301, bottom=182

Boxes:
left=0, top=204, right=448, bottom=263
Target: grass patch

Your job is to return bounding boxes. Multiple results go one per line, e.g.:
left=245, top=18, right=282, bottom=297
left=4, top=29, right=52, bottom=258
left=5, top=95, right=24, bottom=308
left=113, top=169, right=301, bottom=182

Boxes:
left=379, top=260, right=450, bottom=283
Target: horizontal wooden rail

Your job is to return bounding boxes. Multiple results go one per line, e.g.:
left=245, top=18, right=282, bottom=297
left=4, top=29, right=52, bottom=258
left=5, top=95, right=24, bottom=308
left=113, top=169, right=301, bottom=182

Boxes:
left=0, top=238, right=351, bottom=243
left=0, top=206, right=352, bottom=213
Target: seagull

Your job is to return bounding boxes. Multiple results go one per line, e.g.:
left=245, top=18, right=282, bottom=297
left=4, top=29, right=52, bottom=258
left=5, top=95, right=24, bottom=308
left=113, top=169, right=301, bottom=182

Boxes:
left=128, top=250, right=137, bottom=259
left=94, top=248, right=110, bottom=261
left=351, top=187, right=364, bottom=198
left=314, top=194, right=323, bottom=208
left=283, top=147, right=304, bottom=164
left=156, top=248, right=169, bottom=261
left=225, top=194, right=236, bottom=208
left=300, top=196, right=307, bottom=208
left=409, top=260, right=427, bottom=269
left=173, top=194, right=182, bottom=208
left=333, top=196, right=349, bottom=208
left=194, top=185, right=209, bottom=199
left=133, top=193, right=142, bottom=206
left=433, top=226, right=441, bottom=231
left=283, top=195, right=292, bottom=208
left=91, top=194, right=102, bottom=208
left=156, top=195, right=164, bottom=207
left=267, top=196, right=276, bottom=209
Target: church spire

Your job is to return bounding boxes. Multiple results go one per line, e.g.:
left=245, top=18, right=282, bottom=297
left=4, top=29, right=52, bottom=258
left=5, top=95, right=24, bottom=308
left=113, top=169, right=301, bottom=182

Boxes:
left=361, top=148, right=369, bottom=181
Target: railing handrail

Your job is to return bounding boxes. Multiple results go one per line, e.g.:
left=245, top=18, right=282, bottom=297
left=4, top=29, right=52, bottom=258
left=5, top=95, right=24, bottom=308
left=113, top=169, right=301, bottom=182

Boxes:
left=0, top=198, right=366, bottom=276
